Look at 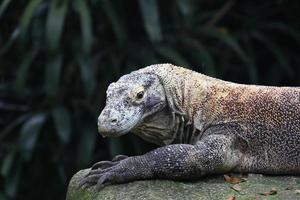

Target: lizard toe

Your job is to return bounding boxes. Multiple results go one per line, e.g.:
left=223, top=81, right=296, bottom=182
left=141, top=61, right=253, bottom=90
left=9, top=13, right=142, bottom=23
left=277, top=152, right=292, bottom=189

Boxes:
left=96, top=172, right=113, bottom=191
left=92, top=160, right=117, bottom=169
left=79, top=174, right=102, bottom=188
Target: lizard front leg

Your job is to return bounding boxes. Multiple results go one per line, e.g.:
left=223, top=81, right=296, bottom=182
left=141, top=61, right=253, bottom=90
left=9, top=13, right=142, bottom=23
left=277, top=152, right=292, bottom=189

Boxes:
left=80, top=134, right=241, bottom=190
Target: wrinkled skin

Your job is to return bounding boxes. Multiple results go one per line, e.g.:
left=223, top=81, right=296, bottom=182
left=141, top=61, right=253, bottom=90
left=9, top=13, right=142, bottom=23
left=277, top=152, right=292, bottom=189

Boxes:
left=97, top=73, right=167, bottom=137
left=80, top=64, right=300, bottom=191
left=80, top=70, right=177, bottom=190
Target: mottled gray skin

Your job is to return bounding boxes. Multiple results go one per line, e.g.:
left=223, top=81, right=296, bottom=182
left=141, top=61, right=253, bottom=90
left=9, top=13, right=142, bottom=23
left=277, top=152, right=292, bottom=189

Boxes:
left=80, top=64, right=300, bottom=190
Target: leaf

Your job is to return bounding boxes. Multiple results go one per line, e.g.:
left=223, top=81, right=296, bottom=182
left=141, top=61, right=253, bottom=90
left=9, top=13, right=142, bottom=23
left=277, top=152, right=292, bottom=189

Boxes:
left=181, top=37, right=216, bottom=76
left=44, top=54, right=62, bottom=97
left=263, top=22, right=300, bottom=46
left=258, top=188, right=277, bottom=196
left=138, top=0, right=162, bottom=42
left=52, top=106, right=71, bottom=144
left=14, top=48, right=38, bottom=93
left=130, top=45, right=160, bottom=65
left=0, top=114, right=30, bottom=141
left=0, top=28, right=19, bottom=55
left=77, top=120, right=97, bottom=167
left=241, top=35, right=258, bottom=83
left=200, top=27, right=260, bottom=82
left=1, top=151, right=16, bottom=177
left=78, top=56, right=96, bottom=98
left=224, top=175, right=245, bottom=184
left=251, top=31, right=293, bottom=78
left=230, top=185, right=241, bottom=192
left=176, top=0, right=194, bottom=17
left=19, top=0, right=43, bottom=41
left=100, top=0, right=127, bottom=46
left=73, top=0, right=93, bottom=54
left=18, top=113, right=46, bottom=161
left=3, top=162, right=22, bottom=198
left=0, top=192, right=8, bottom=200
left=156, top=46, right=190, bottom=68
left=46, top=0, right=68, bottom=51
left=199, top=27, right=249, bottom=63
left=0, top=0, right=12, bottom=19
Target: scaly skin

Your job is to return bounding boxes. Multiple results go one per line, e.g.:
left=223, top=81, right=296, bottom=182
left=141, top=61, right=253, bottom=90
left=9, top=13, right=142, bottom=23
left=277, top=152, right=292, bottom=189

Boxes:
left=80, top=64, right=300, bottom=191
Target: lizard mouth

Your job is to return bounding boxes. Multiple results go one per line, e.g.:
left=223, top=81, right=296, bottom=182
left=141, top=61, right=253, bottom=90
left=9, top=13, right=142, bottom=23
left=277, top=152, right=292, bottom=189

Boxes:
left=98, top=118, right=142, bottom=138
left=98, top=101, right=165, bottom=138
left=99, top=127, right=131, bottom=137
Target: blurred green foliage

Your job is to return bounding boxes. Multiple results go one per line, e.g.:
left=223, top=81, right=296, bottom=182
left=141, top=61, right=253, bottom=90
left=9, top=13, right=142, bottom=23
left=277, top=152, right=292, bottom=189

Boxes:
left=0, top=0, right=299, bottom=199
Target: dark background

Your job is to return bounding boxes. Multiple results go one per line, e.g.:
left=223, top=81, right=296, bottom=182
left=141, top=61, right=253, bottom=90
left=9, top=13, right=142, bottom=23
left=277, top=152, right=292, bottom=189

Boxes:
left=0, top=0, right=299, bottom=199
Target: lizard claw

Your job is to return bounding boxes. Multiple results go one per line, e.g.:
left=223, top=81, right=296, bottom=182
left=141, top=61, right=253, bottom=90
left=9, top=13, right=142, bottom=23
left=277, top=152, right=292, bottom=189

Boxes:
left=80, top=156, right=141, bottom=191
left=80, top=166, right=121, bottom=191
left=85, top=166, right=115, bottom=177
left=96, top=173, right=112, bottom=191
left=91, top=155, right=128, bottom=170
left=84, top=168, right=102, bottom=177
left=79, top=174, right=102, bottom=188
left=92, top=161, right=117, bottom=170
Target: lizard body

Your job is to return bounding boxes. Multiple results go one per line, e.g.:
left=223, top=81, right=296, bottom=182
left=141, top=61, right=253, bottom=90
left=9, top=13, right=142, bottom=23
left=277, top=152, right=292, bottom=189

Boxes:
left=80, top=64, right=300, bottom=190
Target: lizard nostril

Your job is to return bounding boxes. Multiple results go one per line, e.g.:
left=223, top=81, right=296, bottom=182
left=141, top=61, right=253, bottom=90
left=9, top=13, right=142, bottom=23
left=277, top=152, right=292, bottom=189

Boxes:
left=110, top=118, right=118, bottom=125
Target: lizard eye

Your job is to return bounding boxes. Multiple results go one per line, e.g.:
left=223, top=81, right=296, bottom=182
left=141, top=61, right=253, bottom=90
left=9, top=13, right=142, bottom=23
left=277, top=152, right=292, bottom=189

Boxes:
left=136, top=91, right=144, bottom=100
left=132, top=86, right=145, bottom=102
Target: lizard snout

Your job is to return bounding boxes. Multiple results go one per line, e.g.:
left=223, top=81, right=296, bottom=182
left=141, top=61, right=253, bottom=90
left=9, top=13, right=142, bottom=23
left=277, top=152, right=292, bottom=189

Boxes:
left=97, top=108, right=122, bottom=137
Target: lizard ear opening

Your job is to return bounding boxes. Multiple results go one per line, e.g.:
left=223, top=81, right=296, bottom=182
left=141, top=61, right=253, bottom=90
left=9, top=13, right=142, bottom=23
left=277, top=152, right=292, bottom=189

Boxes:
left=153, top=73, right=184, bottom=114
left=153, top=74, right=185, bottom=128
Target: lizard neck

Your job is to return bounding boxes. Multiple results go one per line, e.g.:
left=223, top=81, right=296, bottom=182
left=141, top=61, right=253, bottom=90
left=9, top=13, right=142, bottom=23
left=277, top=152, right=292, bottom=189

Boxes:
left=168, top=71, right=217, bottom=144
left=132, top=106, right=174, bottom=146
left=137, top=64, right=213, bottom=119
left=135, top=64, right=220, bottom=144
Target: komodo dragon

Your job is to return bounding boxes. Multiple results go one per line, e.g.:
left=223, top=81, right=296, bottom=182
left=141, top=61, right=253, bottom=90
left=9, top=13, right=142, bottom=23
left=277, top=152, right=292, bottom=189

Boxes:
left=80, top=63, right=300, bottom=190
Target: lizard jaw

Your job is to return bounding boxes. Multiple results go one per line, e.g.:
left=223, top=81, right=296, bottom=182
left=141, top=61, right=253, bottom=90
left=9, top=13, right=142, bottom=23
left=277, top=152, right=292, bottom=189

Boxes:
left=98, top=117, right=143, bottom=138
left=98, top=127, right=131, bottom=137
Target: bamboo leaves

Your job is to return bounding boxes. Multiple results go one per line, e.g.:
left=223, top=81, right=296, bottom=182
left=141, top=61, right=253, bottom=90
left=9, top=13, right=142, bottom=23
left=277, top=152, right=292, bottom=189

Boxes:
left=52, top=106, right=71, bottom=144
left=44, top=54, right=63, bottom=98
left=73, top=0, right=93, bottom=54
left=14, top=49, right=38, bottom=93
left=77, top=119, right=97, bottom=167
left=1, top=1, right=299, bottom=199
left=78, top=56, right=96, bottom=98
left=18, top=113, right=47, bottom=161
left=139, top=0, right=162, bottom=42
left=46, top=0, right=68, bottom=51
left=100, top=0, right=127, bottom=46
left=0, top=0, right=12, bottom=19
left=19, top=0, right=43, bottom=41
left=251, top=31, right=294, bottom=78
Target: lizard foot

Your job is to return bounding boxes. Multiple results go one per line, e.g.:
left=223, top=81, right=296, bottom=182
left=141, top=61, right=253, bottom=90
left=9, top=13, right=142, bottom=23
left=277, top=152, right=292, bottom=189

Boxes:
left=79, top=156, right=133, bottom=191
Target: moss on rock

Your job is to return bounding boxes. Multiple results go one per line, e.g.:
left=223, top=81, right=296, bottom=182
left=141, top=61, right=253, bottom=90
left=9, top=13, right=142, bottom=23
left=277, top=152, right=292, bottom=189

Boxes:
left=67, top=169, right=300, bottom=200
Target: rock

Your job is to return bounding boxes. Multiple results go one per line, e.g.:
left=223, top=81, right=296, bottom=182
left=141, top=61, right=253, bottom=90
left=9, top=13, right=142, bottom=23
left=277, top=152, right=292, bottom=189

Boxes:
left=67, top=169, right=300, bottom=200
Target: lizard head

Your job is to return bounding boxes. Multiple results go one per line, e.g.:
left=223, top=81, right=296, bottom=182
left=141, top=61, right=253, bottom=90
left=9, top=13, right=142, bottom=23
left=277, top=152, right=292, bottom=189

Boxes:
left=97, top=72, right=167, bottom=137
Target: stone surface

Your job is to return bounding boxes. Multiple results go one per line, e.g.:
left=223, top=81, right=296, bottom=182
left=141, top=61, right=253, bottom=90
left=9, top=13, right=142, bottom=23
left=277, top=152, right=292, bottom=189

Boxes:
left=66, top=169, right=300, bottom=200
